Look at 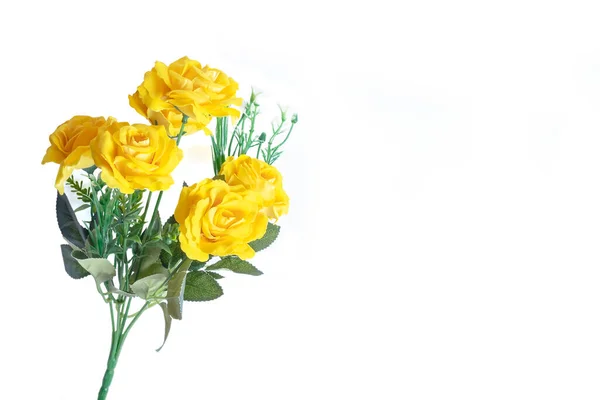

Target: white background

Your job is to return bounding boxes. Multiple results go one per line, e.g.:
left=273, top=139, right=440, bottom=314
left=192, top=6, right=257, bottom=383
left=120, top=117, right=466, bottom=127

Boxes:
left=2, top=0, right=600, bottom=399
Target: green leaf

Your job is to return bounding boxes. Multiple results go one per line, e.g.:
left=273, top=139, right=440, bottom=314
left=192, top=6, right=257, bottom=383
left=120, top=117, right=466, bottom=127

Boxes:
left=76, top=258, right=115, bottom=285
left=82, top=165, right=97, bottom=175
left=106, top=281, right=136, bottom=297
left=167, top=258, right=193, bottom=320
left=131, top=243, right=163, bottom=281
left=249, top=223, right=280, bottom=252
left=146, top=240, right=172, bottom=255
left=73, top=204, right=91, bottom=213
left=163, top=215, right=177, bottom=228
left=156, top=302, right=172, bottom=352
left=136, top=262, right=168, bottom=281
left=189, top=258, right=207, bottom=272
left=60, top=245, right=89, bottom=279
left=206, top=257, right=263, bottom=276
left=207, top=271, right=224, bottom=280
left=129, top=235, right=142, bottom=245
left=144, top=211, right=162, bottom=240
left=130, top=272, right=168, bottom=299
left=184, top=271, right=224, bottom=302
left=56, top=192, right=89, bottom=249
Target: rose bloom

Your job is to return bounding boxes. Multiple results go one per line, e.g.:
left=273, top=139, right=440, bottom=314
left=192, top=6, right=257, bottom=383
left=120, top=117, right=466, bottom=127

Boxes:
left=90, top=122, right=183, bottom=194
left=220, top=155, right=289, bottom=220
left=42, top=116, right=119, bottom=194
left=174, top=178, right=268, bottom=262
left=129, top=56, right=242, bottom=136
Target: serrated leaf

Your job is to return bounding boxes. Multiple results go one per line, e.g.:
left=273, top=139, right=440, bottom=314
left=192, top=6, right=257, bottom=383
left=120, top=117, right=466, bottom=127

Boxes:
left=72, top=249, right=87, bottom=259
left=184, top=271, right=224, bottom=302
left=207, top=271, right=224, bottom=279
left=157, top=303, right=172, bottom=352
left=189, top=258, right=207, bottom=272
left=60, top=245, right=89, bottom=279
left=130, top=272, right=168, bottom=299
left=207, top=257, right=263, bottom=276
left=76, top=258, right=115, bottom=285
left=56, top=192, right=89, bottom=249
left=249, top=223, right=280, bottom=252
left=167, top=258, right=193, bottom=320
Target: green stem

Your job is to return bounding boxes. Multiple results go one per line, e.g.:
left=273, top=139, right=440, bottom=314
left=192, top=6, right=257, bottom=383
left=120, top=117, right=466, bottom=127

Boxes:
left=140, top=191, right=153, bottom=223
left=98, top=331, right=120, bottom=400
left=228, top=113, right=247, bottom=156
left=273, top=122, right=295, bottom=152
left=175, top=115, right=188, bottom=146
left=121, top=302, right=150, bottom=341
left=256, top=141, right=263, bottom=159
left=144, top=116, right=187, bottom=243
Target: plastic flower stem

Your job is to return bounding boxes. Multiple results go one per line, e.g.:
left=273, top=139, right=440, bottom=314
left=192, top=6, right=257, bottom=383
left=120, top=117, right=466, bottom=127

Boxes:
left=256, top=141, right=263, bottom=159
left=273, top=122, right=295, bottom=152
left=140, top=191, right=153, bottom=223
left=121, top=301, right=150, bottom=341
left=144, top=116, right=188, bottom=242
left=227, top=113, right=247, bottom=156
left=97, top=299, right=148, bottom=400
left=97, top=330, right=119, bottom=400
left=244, top=105, right=257, bottom=154
left=108, top=295, right=116, bottom=333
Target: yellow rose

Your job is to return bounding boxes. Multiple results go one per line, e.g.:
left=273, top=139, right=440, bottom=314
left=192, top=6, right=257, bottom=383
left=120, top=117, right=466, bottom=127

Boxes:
left=90, top=122, right=183, bottom=194
left=129, top=56, right=242, bottom=136
left=219, top=155, right=289, bottom=220
left=174, top=178, right=268, bottom=262
left=42, top=116, right=118, bottom=194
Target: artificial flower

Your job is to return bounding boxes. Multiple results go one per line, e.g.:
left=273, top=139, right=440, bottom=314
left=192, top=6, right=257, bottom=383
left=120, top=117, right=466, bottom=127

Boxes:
left=220, top=155, right=289, bottom=220
left=174, top=178, right=268, bottom=261
left=90, top=122, right=183, bottom=193
left=42, top=116, right=115, bottom=194
left=129, top=56, right=242, bottom=136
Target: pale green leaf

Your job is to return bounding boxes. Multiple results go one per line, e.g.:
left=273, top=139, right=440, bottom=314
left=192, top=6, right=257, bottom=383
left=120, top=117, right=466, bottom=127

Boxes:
left=156, top=302, right=172, bottom=352
left=130, top=272, right=168, bottom=299
left=76, top=258, right=115, bottom=285
left=136, top=262, right=168, bottom=281
left=167, top=259, right=193, bottom=320
left=106, top=281, right=136, bottom=297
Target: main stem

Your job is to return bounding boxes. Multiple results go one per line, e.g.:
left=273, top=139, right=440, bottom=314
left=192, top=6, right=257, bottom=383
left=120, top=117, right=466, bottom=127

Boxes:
left=97, top=300, right=148, bottom=399
left=98, top=331, right=120, bottom=400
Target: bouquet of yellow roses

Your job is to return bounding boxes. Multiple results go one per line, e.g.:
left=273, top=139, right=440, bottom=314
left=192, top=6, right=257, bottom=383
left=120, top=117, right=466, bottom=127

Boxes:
left=42, top=57, right=296, bottom=399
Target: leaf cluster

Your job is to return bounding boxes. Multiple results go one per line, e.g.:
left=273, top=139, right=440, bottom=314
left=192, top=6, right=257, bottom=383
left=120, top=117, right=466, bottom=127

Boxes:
left=56, top=170, right=282, bottom=352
